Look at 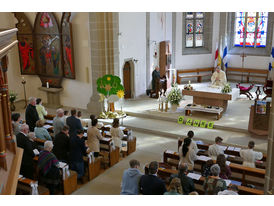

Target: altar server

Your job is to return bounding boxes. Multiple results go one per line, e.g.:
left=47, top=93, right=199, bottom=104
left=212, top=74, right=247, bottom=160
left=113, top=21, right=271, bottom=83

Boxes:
left=240, top=141, right=263, bottom=168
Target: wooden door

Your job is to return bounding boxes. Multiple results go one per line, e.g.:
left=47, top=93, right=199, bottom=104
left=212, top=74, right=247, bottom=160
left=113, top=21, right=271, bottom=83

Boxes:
left=123, top=62, right=131, bottom=99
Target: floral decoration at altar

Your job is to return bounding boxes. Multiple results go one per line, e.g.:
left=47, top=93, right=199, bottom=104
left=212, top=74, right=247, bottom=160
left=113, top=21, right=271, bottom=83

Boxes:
left=97, top=74, right=126, bottom=119
left=167, top=84, right=183, bottom=107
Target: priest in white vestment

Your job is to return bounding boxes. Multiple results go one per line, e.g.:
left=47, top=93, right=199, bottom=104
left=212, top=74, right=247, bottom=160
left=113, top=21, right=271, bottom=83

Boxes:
left=211, top=66, right=227, bottom=87
left=240, top=141, right=263, bottom=168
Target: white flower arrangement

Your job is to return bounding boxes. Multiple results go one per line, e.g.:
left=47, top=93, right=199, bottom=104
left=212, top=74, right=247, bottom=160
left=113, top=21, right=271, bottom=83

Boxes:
left=221, top=83, right=232, bottom=93
left=167, top=84, right=183, bottom=105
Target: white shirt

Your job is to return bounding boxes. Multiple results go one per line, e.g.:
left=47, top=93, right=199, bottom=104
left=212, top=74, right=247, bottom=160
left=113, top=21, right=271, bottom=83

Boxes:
left=218, top=190, right=238, bottom=195
left=240, top=149, right=263, bottom=168
left=178, top=145, right=197, bottom=171
left=110, top=127, right=124, bottom=149
left=208, top=144, right=224, bottom=160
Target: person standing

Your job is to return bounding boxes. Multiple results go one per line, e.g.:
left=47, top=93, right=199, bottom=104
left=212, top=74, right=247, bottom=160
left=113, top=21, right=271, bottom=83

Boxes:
left=25, top=97, right=39, bottom=132
left=87, top=119, right=103, bottom=157
left=178, top=137, right=197, bottom=171
left=53, top=108, right=65, bottom=137
left=16, top=124, right=35, bottom=179
left=139, top=161, right=167, bottom=195
left=208, top=136, right=224, bottom=160
left=52, top=125, right=70, bottom=163
left=69, top=129, right=88, bottom=180
left=211, top=66, right=227, bottom=87
left=110, top=118, right=124, bottom=151
left=152, top=65, right=161, bottom=92
left=240, top=141, right=263, bottom=168
left=11, top=113, right=22, bottom=136
left=66, top=108, right=83, bottom=137
left=36, top=98, right=48, bottom=120
left=120, top=159, right=143, bottom=195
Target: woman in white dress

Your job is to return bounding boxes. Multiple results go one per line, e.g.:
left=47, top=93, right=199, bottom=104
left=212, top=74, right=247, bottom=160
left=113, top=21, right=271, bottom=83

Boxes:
left=110, top=118, right=124, bottom=151
left=179, top=137, right=197, bottom=171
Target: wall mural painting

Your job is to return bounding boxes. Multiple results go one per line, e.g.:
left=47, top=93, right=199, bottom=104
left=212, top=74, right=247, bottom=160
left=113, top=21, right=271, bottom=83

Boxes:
left=61, top=12, right=75, bottom=79
left=14, top=12, right=36, bottom=75
left=34, top=12, right=63, bottom=88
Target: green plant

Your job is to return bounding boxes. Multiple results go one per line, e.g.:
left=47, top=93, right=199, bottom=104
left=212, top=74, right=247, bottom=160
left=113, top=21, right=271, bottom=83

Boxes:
left=167, top=84, right=183, bottom=105
left=9, top=90, right=17, bottom=102
left=221, top=83, right=232, bottom=93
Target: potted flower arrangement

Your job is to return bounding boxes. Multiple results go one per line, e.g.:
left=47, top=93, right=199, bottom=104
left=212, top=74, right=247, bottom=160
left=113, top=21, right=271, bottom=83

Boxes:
left=221, top=83, right=232, bottom=93
left=9, top=90, right=18, bottom=111
left=167, top=84, right=183, bottom=112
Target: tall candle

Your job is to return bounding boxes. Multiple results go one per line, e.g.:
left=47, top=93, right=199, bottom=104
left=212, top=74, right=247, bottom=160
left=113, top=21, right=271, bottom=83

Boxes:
left=46, top=82, right=49, bottom=88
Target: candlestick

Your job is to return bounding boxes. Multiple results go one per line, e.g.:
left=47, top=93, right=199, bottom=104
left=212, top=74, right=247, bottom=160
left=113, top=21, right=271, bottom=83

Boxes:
left=46, top=82, right=49, bottom=88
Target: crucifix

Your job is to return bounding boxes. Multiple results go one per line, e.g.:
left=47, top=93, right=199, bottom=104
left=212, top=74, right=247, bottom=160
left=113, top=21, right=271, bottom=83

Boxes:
left=240, top=52, right=247, bottom=82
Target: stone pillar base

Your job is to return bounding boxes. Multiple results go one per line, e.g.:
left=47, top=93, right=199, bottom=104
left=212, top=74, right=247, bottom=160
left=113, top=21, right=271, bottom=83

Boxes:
left=38, top=87, right=63, bottom=109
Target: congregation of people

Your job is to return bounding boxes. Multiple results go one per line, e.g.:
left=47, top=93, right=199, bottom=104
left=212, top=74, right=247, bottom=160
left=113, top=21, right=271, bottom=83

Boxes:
left=12, top=96, right=127, bottom=194
left=11, top=96, right=264, bottom=195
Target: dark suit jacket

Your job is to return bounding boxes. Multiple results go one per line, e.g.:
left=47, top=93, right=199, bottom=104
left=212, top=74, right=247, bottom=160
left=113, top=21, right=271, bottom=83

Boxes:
left=16, top=132, right=35, bottom=166
left=139, top=174, right=167, bottom=195
left=66, top=116, right=83, bottom=137
left=25, top=104, right=39, bottom=132
left=52, top=131, right=70, bottom=162
left=69, top=135, right=87, bottom=163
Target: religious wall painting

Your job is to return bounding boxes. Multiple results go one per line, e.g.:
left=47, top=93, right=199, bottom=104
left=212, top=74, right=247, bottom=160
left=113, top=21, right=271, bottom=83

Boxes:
left=34, top=12, right=63, bottom=88
left=14, top=12, right=36, bottom=75
left=61, top=12, right=75, bottom=79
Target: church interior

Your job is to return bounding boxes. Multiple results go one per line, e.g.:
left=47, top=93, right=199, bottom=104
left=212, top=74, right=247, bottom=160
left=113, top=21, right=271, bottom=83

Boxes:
left=1, top=8, right=274, bottom=199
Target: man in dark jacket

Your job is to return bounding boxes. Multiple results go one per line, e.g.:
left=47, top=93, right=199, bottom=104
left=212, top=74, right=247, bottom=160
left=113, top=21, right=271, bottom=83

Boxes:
left=139, top=161, right=166, bottom=195
left=25, top=97, right=39, bottom=132
left=16, top=124, right=35, bottom=179
left=170, top=162, right=195, bottom=195
left=52, top=125, right=70, bottom=163
left=66, top=109, right=83, bottom=137
left=69, top=129, right=87, bottom=179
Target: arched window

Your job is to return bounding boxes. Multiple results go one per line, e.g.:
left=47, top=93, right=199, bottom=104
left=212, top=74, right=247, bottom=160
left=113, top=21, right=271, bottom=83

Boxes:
left=182, top=12, right=213, bottom=55
left=234, top=12, right=268, bottom=48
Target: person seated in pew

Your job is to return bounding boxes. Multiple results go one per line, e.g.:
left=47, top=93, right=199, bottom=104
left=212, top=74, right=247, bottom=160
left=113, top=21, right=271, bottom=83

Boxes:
left=216, top=154, right=231, bottom=179
left=34, top=120, right=52, bottom=141
left=69, top=129, right=88, bottom=180
left=36, top=98, right=48, bottom=120
left=201, top=159, right=214, bottom=177
left=208, top=136, right=224, bottom=160
left=189, top=191, right=199, bottom=195
left=139, top=161, right=167, bottom=195
left=27, top=132, right=39, bottom=150
left=211, top=66, right=227, bottom=88
left=240, top=141, right=263, bottom=168
left=38, top=141, right=61, bottom=195
left=12, top=112, right=23, bottom=136
left=170, top=162, right=195, bottom=195
left=52, top=125, right=70, bottom=163
left=53, top=108, right=65, bottom=137
left=203, top=164, right=227, bottom=195
left=164, top=177, right=182, bottom=195
left=218, top=184, right=239, bottom=195
left=16, top=124, right=35, bottom=179
left=178, top=137, right=197, bottom=171
left=120, top=159, right=143, bottom=195
left=87, top=118, right=104, bottom=158
left=110, top=118, right=125, bottom=151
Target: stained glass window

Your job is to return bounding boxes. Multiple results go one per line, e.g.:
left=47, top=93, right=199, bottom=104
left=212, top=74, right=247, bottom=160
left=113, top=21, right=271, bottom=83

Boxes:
left=185, top=12, right=204, bottom=48
left=234, top=12, right=268, bottom=48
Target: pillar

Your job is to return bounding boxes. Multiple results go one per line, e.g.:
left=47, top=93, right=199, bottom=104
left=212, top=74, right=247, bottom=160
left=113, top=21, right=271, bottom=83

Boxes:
left=87, top=12, right=119, bottom=116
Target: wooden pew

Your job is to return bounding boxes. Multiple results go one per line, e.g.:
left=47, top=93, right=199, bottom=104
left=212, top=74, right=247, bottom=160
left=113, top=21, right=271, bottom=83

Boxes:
left=177, top=68, right=214, bottom=84
left=17, top=177, right=50, bottom=195
left=83, top=156, right=101, bottom=181
left=32, top=156, right=78, bottom=195
left=226, top=67, right=268, bottom=84
left=154, top=165, right=264, bottom=195
left=163, top=150, right=265, bottom=187
left=99, top=137, right=120, bottom=167
left=178, top=139, right=267, bottom=162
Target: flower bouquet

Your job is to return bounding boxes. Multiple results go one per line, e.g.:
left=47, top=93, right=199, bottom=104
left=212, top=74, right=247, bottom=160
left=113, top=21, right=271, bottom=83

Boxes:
left=167, top=84, right=183, bottom=106
left=184, top=81, right=193, bottom=91
left=221, top=83, right=232, bottom=93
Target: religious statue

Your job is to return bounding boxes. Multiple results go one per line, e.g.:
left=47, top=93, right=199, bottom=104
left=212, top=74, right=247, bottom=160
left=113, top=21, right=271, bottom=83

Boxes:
left=211, top=66, right=227, bottom=88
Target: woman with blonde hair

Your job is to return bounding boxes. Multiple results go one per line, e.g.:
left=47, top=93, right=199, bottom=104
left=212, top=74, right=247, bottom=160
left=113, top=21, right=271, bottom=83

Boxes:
left=164, top=177, right=182, bottom=195
left=34, top=119, right=52, bottom=141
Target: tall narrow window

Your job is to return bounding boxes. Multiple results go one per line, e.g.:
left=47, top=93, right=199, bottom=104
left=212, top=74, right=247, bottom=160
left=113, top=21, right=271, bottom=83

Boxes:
left=234, top=12, right=268, bottom=48
left=185, top=12, right=204, bottom=48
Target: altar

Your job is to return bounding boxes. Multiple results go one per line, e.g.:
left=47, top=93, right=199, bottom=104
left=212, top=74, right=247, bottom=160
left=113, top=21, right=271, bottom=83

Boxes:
left=181, top=83, right=239, bottom=112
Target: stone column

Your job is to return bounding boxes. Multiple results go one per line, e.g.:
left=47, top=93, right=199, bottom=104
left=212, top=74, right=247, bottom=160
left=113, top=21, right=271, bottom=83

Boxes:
left=87, top=12, right=119, bottom=116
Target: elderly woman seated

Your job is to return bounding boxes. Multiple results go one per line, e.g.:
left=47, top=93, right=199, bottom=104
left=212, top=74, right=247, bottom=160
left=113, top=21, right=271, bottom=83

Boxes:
left=38, top=141, right=61, bottom=195
left=203, top=164, right=227, bottom=195
left=34, top=119, right=52, bottom=141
